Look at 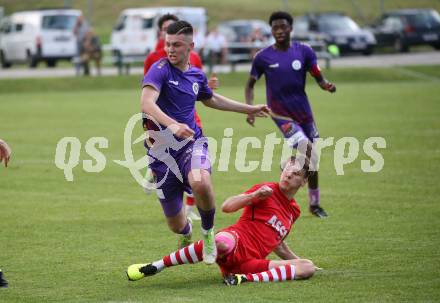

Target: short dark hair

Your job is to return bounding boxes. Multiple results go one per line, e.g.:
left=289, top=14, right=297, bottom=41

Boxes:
left=269, top=11, right=293, bottom=26
left=166, top=20, right=193, bottom=35
left=158, top=13, right=179, bottom=30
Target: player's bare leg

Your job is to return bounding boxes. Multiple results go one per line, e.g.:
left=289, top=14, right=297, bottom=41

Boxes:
left=295, top=139, right=327, bottom=218
left=307, top=140, right=327, bottom=218
left=164, top=207, right=193, bottom=249
left=224, top=259, right=316, bottom=286
left=188, top=169, right=217, bottom=264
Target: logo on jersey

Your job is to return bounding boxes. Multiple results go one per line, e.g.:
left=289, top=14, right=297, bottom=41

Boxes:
left=269, top=63, right=279, bottom=68
left=292, top=60, right=302, bottom=71
left=192, top=82, right=199, bottom=95
left=168, top=80, right=179, bottom=86
left=267, top=215, right=288, bottom=239
left=280, top=122, right=294, bottom=137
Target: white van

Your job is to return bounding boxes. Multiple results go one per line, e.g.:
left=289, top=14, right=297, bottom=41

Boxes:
left=110, top=7, right=207, bottom=59
left=0, top=9, right=81, bottom=68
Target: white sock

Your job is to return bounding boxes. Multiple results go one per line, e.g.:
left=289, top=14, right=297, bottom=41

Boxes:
left=152, top=260, right=165, bottom=272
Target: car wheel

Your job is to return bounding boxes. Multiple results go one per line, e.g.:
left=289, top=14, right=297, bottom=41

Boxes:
left=0, top=50, right=12, bottom=68
left=394, top=38, right=409, bottom=53
left=46, top=59, right=57, bottom=68
left=27, top=50, right=38, bottom=68
left=362, top=47, right=374, bottom=56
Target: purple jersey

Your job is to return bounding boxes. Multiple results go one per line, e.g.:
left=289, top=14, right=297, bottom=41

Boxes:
left=250, top=42, right=317, bottom=124
left=142, top=58, right=213, bottom=141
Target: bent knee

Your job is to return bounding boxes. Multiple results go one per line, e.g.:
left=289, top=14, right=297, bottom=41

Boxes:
left=295, top=259, right=316, bottom=279
left=215, top=232, right=236, bottom=256
left=166, top=219, right=188, bottom=234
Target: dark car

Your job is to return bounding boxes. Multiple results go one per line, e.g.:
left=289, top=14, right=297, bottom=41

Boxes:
left=217, top=19, right=274, bottom=62
left=369, top=9, right=440, bottom=52
left=293, top=12, right=376, bottom=55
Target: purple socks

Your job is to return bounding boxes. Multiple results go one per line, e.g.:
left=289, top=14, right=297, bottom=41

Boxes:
left=197, top=207, right=215, bottom=230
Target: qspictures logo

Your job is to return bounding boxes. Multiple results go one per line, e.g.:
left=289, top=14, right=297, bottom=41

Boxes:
left=54, top=113, right=386, bottom=187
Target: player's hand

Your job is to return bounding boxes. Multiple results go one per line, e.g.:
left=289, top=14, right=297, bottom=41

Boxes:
left=208, top=73, right=219, bottom=90
left=169, top=123, right=195, bottom=140
left=246, top=114, right=255, bottom=127
left=0, top=139, right=12, bottom=168
left=253, top=185, right=273, bottom=201
left=248, top=104, right=269, bottom=117
left=319, top=80, right=336, bottom=93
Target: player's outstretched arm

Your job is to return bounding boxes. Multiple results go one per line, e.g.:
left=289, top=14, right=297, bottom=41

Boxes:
left=222, top=185, right=273, bottom=213
left=245, top=77, right=258, bottom=126
left=141, top=86, right=194, bottom=139
left=201, top=93, right=268, bottom=116
left=309, top=64, right=336, bottom=93
left=274, top=241, right=299, bottom=260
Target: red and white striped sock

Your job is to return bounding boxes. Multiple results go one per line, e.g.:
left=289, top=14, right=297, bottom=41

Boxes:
left=244, top=265, right=296, bottom=282
left=152, top=240, right=204, bottom=271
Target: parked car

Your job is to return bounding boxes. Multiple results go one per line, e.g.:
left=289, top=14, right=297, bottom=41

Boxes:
left=217, top=19, right=274, bottom=62
left=0, top=8, right=81, bottom=68
left=110, top=7, right=207, bottom=59
left=369, top=9, right=440, bottom=52
left=293, top=12, right=376, bottom=55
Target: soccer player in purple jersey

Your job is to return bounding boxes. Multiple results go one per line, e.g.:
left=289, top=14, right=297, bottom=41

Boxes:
left=140, top=21, right=269, bottom=265
left=245, top=11, right=336, bottom=218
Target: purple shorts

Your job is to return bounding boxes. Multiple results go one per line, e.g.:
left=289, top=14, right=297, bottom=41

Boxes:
left=148, top=138, right=211, bottom=217
left=272, top=117, right=319, bottom=148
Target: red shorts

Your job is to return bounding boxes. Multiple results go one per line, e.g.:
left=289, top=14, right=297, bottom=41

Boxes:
left=216, top=228, right=270, bottom=276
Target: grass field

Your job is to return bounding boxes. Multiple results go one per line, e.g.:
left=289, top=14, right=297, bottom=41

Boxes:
left=0, top=67, right=440, bottom=302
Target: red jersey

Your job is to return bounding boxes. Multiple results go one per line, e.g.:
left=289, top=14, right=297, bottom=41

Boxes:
left=222, top=182, right=301, bottom=260
left=143, top=48, right=203, bottom=75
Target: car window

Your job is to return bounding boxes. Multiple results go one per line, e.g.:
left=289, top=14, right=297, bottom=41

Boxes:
left=430, top=10, right=440, bottom=24
left=14, top=23, right=24, bottom=32
left=406, top=11, right=440, bottom=27
left=218, top=25, right=237, bottom=42
left=176, top=12, right=204, bottom=31
left=42, top=15, right=77, bottom=30
left=1, top=22, right=12, bottom=34
left=383, top=17, right=403, bottom=31
left=142, top=17, right=153, bottom=29
left=318, top=15, right=360, bottom=32
left=114, top=15, right=127, bottom=31
left=233, top=25, right=253, bottom=41
left=294, top=17, right=309, bottom=33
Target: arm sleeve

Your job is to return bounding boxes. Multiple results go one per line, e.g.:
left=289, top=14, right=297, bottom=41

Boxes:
left=303, top=43, right=318, bottom=71
left=250, top=52, right=264, bottom=80
left=196, top=73, right=213, bottom=101
left=244, top=183, right=264, bottom=195
left=142, top=60, right=167, bottom=91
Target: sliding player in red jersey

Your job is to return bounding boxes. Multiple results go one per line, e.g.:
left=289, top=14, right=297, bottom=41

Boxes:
left=127, top=155, right=317, bottom=285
